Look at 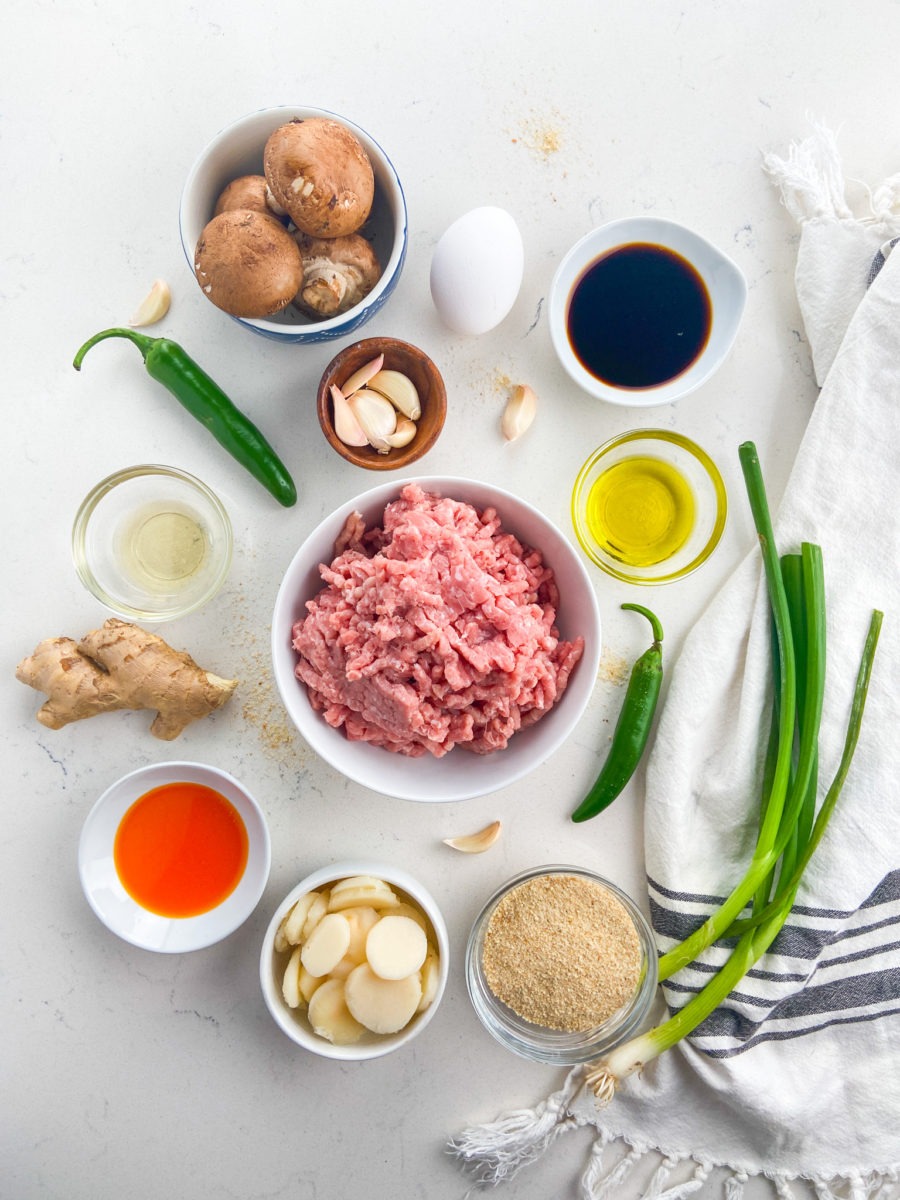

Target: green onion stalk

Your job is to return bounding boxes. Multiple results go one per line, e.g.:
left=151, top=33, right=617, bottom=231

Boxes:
left=586, top=606, right=881, bottom=1104
left=655, top=447, right=820, bottom=983
left=584, top=441, right=882, bottom=1105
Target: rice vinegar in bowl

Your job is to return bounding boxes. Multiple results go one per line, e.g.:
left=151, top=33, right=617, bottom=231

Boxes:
left=572, top=430, right=726, bottom=585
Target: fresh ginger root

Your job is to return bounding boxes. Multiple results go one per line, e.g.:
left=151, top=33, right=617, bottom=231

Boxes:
left=16, top=618, right=237, bottom=740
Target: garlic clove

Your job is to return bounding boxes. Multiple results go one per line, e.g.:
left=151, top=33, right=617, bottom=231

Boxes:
left=129, top=279, right=171, bottom=327
left=348, top=388, right=397, bottom=452
left=367, top=370, right=421, bottom=420
left=341, top=354, right=385, bottom=398
left=501, top=383, right=537, bottom=441
left=442, top=820, right=502, bottom=854
left=331, top=384, right=368, bottom=447
left=383, top=417, right=417, bottom=449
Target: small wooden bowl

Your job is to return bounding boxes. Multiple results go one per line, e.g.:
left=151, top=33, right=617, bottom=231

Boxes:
left=316, top=337, right=447, bottom=470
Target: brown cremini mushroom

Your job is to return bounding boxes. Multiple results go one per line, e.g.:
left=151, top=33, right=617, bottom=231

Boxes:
left=194, top=209, right=304, bottom=318
left=293, top=233, right=381, bottom=317
left=213, top=174, right=286, bottom=226
left=264, top=118, right=375, bottom=239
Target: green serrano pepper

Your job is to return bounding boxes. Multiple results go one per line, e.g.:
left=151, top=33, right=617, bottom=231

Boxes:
left=571, top=603, right=664, bottom=823
left=73, top=328, right=297, bottom=507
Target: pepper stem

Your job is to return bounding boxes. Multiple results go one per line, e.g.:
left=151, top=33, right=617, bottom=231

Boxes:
left=621, top=603, right=664, bottom=645
left=73, top=327, right=158, bottom=370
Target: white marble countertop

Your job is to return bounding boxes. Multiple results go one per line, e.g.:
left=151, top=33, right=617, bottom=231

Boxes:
left=4, top=3, right=899, bottom=1197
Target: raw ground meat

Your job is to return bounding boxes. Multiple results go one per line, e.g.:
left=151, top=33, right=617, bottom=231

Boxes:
left=291, top=484, right=585, bottom=758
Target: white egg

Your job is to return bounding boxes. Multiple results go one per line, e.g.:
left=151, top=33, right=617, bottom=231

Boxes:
left=429, top=207, right=524, bottom=335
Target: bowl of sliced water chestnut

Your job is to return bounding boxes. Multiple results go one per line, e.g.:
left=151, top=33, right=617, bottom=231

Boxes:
left=259, top=860, right=449, bottom=1060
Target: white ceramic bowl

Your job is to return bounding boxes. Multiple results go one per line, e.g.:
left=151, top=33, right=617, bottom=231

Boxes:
left=259, top=860, right=449, bottom=1060
left=179, top=105, right=408, bottom=343
left=79, top=762, right=271, bottom=953
left=271, top=477, right=602, bottom=802
left=548, top=216, right=747, bottom=406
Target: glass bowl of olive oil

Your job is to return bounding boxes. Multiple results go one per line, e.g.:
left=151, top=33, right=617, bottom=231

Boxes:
left=72, top=465, right=233, bottom=621
left=571, top=430, right=726, bottom=584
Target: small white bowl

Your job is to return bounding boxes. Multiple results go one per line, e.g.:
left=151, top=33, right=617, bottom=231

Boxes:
left=271, top=477, right=602, bottom=803
left=179, top=105, right=408, bottom=344
left=79, top=762, right=271, bottom=953
left=259, top=860, right=449, bottom=1060
left=548, top=216, right=747, bottom=406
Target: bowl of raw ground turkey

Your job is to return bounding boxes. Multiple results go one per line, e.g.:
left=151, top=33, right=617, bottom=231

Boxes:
left=271, top=477, right=602, bottom=802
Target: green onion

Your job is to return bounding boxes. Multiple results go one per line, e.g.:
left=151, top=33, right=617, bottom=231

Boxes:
left=656, top=445, right=806, bottom=981
left=586, top=606, right=882, bottom=1104
left=584, top=441, right=882, bottom=1104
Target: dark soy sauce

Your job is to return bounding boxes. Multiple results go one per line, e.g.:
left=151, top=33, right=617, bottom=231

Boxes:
left=566, top=243, right=712, bottom=389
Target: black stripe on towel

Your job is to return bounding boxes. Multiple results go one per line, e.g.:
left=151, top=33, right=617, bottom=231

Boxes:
left=699, top=1004, right=900, bottom=1058
left=672, top=967, right=900, bottom=1042
left=646, top=868, right=900, bottom=920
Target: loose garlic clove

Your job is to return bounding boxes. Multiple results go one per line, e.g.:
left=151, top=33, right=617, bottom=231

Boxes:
left=383, top=417, right=417, bottom=450
left=331, top=384, right=368, bottom=447
left=368, top=370, right=422, bottom=420
left=348, top=388, right=397, bottom=452
left=501, top=383, right=537, bottom=441
left=341, top=354, right=385, bottom=398
left=129, top=279, right=171, bottom=327
left=442, top=820, right=502, bottom=854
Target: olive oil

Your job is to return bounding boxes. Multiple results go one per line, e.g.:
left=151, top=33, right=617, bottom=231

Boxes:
left=585, top=456, right=694, bottom=566
left=120, top=504, right=209, bottom=593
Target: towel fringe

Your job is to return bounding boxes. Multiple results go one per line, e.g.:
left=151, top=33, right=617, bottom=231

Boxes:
left=870, top=173, right=900, bottom=222
left=582, top=1142, right=645, bottom=1200
left=762, top=120, right=853, bottom=222
left=653, top=1160, right=712, bottom=1200
left=811, top=1177, right=843, bottom=1200
left=724, top=1170, right=749, bottom=1200
left=446, top=1065, right=583, bottom=1187
left=646, top=1156, right=681, bottom=1199
left=449, top=1081, right=900, bottom=1197
left=772, top=1174, right=796, bottom=1200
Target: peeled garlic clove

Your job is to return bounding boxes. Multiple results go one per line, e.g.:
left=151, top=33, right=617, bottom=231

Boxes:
left=331, top=385, right=368, bottom=447
left=442, top=819, right=501, bottom=854
left=501, top=383, right=537, bottom=441
left=349, top=388, right=397, bottom=452
left=367, top=370, right=421, bottom=420
left=129, top=279, right=171, bottom=327
left=383, top=417, right=417, bottom=450
left=341, top=354, right=385, bottom=398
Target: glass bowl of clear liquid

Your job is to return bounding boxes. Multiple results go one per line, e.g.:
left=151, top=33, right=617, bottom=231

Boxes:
left=72, top=465, right=233, bottom=621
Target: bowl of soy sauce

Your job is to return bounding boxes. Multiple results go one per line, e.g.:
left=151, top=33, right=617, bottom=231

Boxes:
left=548, top=217, right=746, bottom=407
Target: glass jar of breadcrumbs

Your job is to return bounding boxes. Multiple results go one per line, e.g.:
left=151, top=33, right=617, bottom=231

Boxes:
left=465, top=865, right=658, bottom=1065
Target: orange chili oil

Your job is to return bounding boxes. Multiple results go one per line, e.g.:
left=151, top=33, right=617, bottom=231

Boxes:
left=114, top=782, right=248, bottom=918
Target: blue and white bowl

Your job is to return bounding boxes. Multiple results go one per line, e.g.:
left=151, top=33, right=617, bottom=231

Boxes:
left=179, top=106, right=408, bottom=344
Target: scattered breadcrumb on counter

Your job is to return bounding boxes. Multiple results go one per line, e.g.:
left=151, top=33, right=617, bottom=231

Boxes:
left=507, top=108, right=564, bottom=162
left=227, top=589, right=308, bottom=768
left=597, top=649, right=630, bottom=687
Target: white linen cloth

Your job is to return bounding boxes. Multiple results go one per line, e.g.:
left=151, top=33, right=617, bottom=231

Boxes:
left=451, top=125, right=900, bottom=1198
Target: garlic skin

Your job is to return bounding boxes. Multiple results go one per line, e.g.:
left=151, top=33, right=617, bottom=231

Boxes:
left=442, top=820, right=502, bottom=854
left=501, top=384, right=537, bottom=441
left=342, top=354, right=385, bottom=398
left=330, top=384, right=368, bottom=447
left=129, top=279, right=171, bottom=327
left=348, top=388, right=397, bottom=452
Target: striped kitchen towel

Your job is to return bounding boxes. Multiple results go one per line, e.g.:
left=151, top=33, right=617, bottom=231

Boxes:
left=451, top=123, right=900, bottom=1199
left=648, top=869, right=900, bottom=1061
